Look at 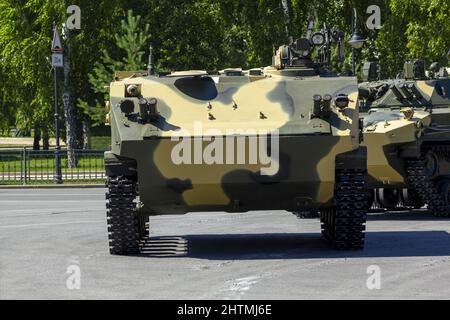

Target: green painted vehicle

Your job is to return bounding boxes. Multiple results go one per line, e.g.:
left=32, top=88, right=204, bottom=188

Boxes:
left=360, top=60, right=450, bottom=216
left=104, top=25, right=368, bottom=255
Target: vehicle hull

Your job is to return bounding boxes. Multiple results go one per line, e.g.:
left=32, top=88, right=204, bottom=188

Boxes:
left=108, top=135, right=364, bottom=215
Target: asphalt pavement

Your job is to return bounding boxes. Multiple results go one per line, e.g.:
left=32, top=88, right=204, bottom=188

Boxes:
left=0, top=188, right=449, bottom=300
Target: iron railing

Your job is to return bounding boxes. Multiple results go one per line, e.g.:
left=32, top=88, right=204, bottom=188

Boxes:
left=0, top=148, right=105, bottom=184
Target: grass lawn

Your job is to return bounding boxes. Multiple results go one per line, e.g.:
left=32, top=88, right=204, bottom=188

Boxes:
left=0, top=136, right=109, bottom=185
left=0, top=155, right=105, bottom=173
left=0, top=136, right=111, bottom=151
left=0, top=179, right=106, bottom=186
left=91, top=136, right=111, bottom=151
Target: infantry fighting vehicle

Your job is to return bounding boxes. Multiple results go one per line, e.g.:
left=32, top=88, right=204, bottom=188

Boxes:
left=104, top=24, right=368, bottom=255
left=359, top=60, right=450, bottom=216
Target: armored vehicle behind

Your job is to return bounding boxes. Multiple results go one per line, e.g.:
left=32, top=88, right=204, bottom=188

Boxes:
left=360, top=60, right=450, bottom=215
left=105, top=25, right=368, bottom=255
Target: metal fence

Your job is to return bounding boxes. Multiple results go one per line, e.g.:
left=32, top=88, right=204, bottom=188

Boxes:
left=0, top=148, right=105, bottom=184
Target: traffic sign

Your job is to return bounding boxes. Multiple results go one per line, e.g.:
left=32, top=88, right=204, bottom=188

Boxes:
left=51, top=28, right=64, bottom=53
left=52, top=53, right=64, bottom=67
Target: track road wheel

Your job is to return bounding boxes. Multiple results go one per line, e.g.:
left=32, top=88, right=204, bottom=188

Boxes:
left=406, top=158, right=448, bottom=217
left=424, top=152, right=439, bottom=179
left=366, top=189, right=375, bottom=210
left=438, top=181, right=450, bottom=218
left=376, top=188, right=400, bottom=210
left=321, top=169, right=368, bottom=250
left=401, top=189, right=424, bottom=209
left=106, top=176, right=141, bottom=255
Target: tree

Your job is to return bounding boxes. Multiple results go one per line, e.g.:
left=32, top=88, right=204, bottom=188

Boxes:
left=390, top=0, right=450, bottom=66
left=0, top=0, right=127, bottom=147
left=2, top=0, right=449, bottom=147
left=0, top=0, right=63, bottom=138
left=64, top=0, right=129, bottom=150
left=0, top=64, right=17, bottom=134
left=79, top=10, right=150, bottom=127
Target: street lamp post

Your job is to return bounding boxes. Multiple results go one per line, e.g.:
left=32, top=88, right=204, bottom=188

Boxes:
left=349, top=8, right=366, bottom=77
left=51, top=23, right=64, bottom=184
left=54, top=60, right=62, bottom=184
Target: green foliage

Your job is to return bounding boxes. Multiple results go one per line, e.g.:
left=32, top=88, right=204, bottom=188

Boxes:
left=150, top=0, right=231, bottom=70
left=64, top=0, right=125, bottom=136
left=0, top=65, right=16, bottom=132
left=79, top=10, right=150, bottom=127
left=1, top=0, right=450, bottom=135
left=0, top=0, right=62, bottom=132
left=391, top=0, right=450, bottom=65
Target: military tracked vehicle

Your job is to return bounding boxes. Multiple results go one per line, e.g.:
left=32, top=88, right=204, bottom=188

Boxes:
left=360, top=60, right=450, bottom=216
left=104, top=24, right=368, bottom=255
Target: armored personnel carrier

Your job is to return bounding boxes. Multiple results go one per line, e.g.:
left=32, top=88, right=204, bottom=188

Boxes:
left=360, top=60, right=450, bottom=216
left=104, top=24, right=368, bottom=255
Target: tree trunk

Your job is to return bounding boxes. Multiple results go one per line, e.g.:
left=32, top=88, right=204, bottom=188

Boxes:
left=42, top=127, right=50, bottom=150
left=33, top=125, right=41, bottom=151
left=281, top=0, right=291, bottom=37
left=62, top=27, right=77, bottom=168
left=82, top=121, right=91, bottom=150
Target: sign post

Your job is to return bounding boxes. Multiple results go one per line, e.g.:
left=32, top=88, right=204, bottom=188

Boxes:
left=52, top=23, right=64, bottom=184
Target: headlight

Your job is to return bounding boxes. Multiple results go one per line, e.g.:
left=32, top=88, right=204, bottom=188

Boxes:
left=126, top=85, right=141, bottom=97
left=335, top=94, right=350, bottom=109
left=311, top=32, right=325, bottom=46
left=119, top=100, right=135, bottom=115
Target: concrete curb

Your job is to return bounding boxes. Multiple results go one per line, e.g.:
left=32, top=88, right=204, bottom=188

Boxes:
left=0, top=184, right=105, bottom=190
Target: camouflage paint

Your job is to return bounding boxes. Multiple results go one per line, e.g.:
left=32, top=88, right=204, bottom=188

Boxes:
left=108, top=70, right=361, bottom=215
left=361, top=78, right=450, bottom=189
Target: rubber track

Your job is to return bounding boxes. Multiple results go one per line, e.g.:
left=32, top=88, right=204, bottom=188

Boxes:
left=106, top=176, right=141, bottom=255
left=321, top=169, right=367, bottom=250
left=406, top=158, right=449, bottom=217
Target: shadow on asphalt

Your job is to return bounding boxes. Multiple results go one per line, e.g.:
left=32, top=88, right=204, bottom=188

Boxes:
left=143, top=230, right=450, bottom=260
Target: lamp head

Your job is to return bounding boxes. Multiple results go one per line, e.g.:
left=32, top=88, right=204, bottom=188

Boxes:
left=349, top=32, right=365, bottom=49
